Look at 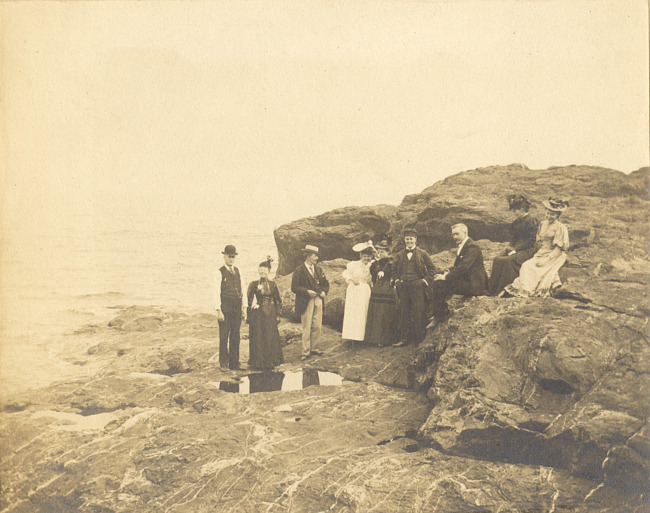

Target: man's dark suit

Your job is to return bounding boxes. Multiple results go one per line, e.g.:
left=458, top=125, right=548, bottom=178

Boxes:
left=291, top=263, right=329, bottom=316
left=432, top=238, right=488, bottom=316
left=393, top=247, right=437, bottom=344
left=291, top=262, right=330, bottom=357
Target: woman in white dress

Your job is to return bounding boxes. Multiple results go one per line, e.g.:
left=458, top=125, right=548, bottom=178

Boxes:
left=504, top=198, right=570, bottom=297
left=341, top=241, right=374, bottom=341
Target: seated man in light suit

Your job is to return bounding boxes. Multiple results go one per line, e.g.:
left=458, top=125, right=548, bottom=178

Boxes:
left=431, top=223, right=488, bottom=319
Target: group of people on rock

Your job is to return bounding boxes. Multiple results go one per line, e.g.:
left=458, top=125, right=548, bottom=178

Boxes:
left=339, top=195, right=570, bottom=347
left=214, top=196, right=570, bottom=370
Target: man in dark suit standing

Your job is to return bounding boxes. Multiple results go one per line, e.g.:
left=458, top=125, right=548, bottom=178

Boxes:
left=291, top=245, right=330, bottom=361
left=393, top=228, right=437, bottom=346
left=432, top=223, right=488, bottom=319
left=215, top=244, right=246, bottom=371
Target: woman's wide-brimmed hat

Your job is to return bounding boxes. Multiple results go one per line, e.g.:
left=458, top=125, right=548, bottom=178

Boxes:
left=542, top=197, right=569, bottom=212
left=222, top=244, right=238, bottom=256
left=353, top=240, right=375, bottom=253
left=507, top=194, right=532, bottom=211
left=375, top=236, right=392, bottom=250
left=301, top=244, right=320, bottom=256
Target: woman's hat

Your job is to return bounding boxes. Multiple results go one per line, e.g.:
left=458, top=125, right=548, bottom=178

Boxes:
left=353, top=240, right=375, bottom=253
left=259, top=255, right=273, bottom=269
left=375, top=236, right=392, bottom=250
left=403, top=227, right=418, bottom=237
left=222, top=245, right=238, bottom=256
left=542, top=197, right=569, bottom=212
left=507, top=194, right=531, bottom=211
left=301, top=244, right=320, bottom=256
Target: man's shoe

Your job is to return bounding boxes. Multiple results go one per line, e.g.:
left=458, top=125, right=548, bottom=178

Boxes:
left=220, top=366, right=228, bottom=372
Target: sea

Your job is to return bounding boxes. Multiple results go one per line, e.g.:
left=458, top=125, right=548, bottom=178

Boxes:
left=0, top=222, right=278, bottom=400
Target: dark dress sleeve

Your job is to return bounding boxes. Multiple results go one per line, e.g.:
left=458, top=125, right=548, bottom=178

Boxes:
left=247, top=281, right=257, bottom=308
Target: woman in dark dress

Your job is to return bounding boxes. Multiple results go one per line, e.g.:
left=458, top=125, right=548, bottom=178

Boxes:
left=488, top=194, right=540, bottom=295
left=364, top=237, right=398, bottom=347
left=247, top=257, right=284, bottom=370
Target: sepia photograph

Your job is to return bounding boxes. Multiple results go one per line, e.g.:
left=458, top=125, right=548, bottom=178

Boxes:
left=1, top=1, right=649, bottom=511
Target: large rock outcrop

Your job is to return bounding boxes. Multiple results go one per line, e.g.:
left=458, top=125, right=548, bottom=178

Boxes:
left=275, top=165, right=649, bottom=271
left=274, top=205, right=398, bottom=275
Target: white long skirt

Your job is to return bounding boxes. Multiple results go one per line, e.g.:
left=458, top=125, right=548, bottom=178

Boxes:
left=341, top=283, right=371, bottom=341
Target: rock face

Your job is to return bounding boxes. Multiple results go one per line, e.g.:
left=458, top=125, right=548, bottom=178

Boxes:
left=2, top=306, right=646, bottom=512
left=274, top=205, right=398, bottom=275
left=275, top=165, right=649, bottom=268
left=271, top=164, right=650, bottom=503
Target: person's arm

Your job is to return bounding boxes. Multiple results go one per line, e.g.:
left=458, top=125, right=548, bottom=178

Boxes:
left=446, top=244, right=481, bottom=282
left=214, top=270, right=225, bottom=321
left=421, top=250, right=437, bottom=286
left=319, top=268, right=330, bottom=297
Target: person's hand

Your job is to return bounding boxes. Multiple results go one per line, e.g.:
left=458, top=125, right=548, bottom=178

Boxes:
left=307, top=290, right=318, bottom=298
left=216, top=309, right=225, bottom=322
left=535, top=259, right=547, bottom=267
left=252, top=304, right=259, bottom=310
left=352, top=279, right=361, bottom=285
left=319, top=291, right=326, bottom=298
left=508, top=250, right=516, bottom=256
left=377, top=271, right=385, bottom=279
left=434, top=274, right=446, bottom=281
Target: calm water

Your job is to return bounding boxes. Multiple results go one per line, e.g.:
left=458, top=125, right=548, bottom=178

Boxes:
left=0, top=224, right=278, bottom=399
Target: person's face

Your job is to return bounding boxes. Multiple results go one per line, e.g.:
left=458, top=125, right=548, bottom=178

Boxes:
left=306, top=253, right=318, bottom=265
left=404, top=236, right=417, bottom=249
left=224, top=254, right=236, bottom=266
left=360, top=252, right=372, bottom=264
left=451, top=227, right=466, bottom=245
left=545, top=209, right=560, bottom=221
left=258, top=266, right=269, bottom=278
left=377, top=248, right=389, bottom=259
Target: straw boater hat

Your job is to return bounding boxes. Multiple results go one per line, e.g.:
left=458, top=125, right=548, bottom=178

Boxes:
left=301, top=244, right=319, bottom=256
left=352, top=241, right=375, bottom=253
left=222, top=244, right=238, bottom=256
left=542, top=197, right=569, bottom=212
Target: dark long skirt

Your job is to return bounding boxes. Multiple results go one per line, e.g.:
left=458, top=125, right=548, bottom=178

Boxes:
left=364, top=281, right=398, bottom=346
left=248, top=303, right=284, bottom=370
left=488, top=247, right=537, bottom=295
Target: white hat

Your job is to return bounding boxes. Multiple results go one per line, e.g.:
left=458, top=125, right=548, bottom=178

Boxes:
left=352, top=240, right=375, bottom=252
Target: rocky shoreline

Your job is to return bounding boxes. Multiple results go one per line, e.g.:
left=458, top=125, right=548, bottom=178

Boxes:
left=1, top=165, right=648, bottom=512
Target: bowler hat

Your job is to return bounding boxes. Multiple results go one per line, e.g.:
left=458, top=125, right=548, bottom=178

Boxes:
left=222, top=245, right=238, bottom=256
left=301, top=244, right=319, bottom=256
left=403, top=227, right=418, bottom=237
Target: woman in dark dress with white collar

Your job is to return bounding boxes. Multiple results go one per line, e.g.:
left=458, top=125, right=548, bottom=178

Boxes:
left=247, top=257, right=284, bottom=370
left=364, top=237, right=398, bottom=347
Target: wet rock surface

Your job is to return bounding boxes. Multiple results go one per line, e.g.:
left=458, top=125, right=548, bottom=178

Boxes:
left=1, top=306, right=647, bottom=512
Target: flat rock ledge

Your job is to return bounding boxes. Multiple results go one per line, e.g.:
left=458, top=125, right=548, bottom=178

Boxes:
left=1, top=306, right=647, bottom=512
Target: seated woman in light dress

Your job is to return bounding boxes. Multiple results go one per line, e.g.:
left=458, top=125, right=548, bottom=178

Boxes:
left=341, top=241, right=374, bottom=341
left=503, top=198, right=569, bottom=297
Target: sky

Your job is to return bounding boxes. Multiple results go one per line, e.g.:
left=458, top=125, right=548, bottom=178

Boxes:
left=1, top=0, right=648, bottom=236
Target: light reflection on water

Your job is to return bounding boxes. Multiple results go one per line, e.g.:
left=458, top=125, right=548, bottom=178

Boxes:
left=212, top=371, right=344, bottom=394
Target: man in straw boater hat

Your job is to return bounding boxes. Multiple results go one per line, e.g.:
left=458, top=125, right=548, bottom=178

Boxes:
left=392, top=227, right=437, bottom=346
left=215, top=244, right=246, bottom=371
left=291, top=245, right=330, bottom=361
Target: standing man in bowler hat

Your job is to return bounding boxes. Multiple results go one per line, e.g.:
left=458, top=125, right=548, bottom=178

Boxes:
left=215, top=244, right=246, bottom=370
left=393, top=228, right=437, bottom=346
left=291, top=245, right=330, bottom=361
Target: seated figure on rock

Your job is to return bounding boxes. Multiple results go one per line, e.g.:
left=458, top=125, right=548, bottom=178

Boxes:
left=503, top=198, right=570, bottom=298
left=488, top=194, right=540, bottom=296
left=431, top=223, right=488, bottom=319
